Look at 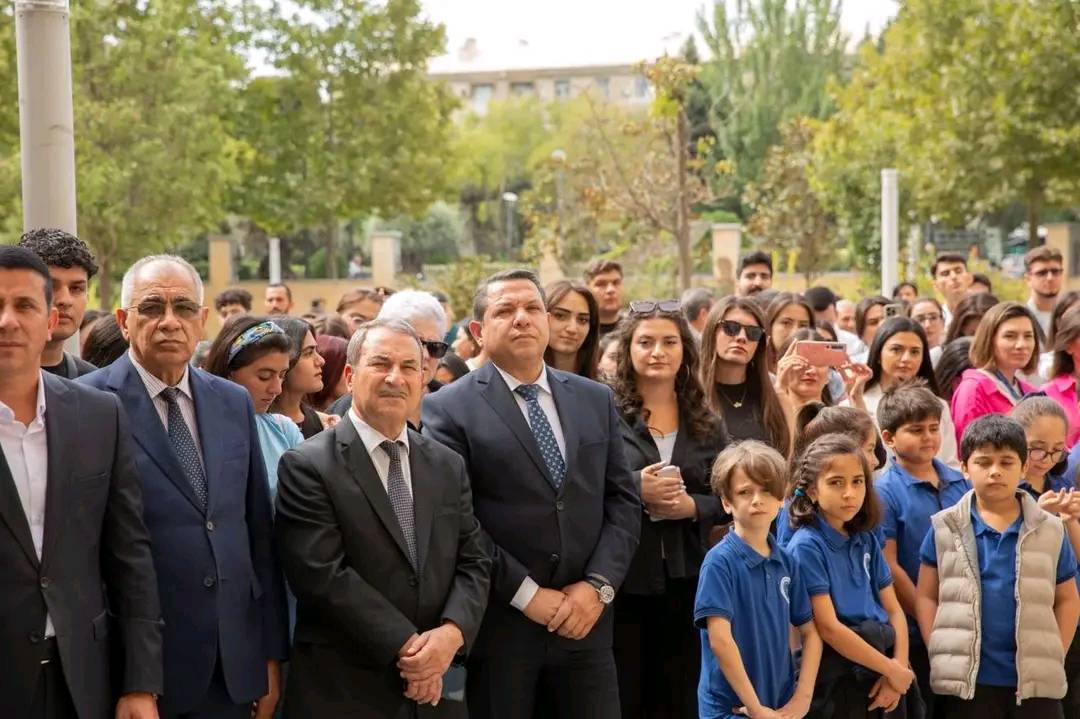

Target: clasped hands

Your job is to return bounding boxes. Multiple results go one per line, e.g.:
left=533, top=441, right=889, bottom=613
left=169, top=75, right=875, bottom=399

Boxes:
left=640, top=462, right=696, bottom=521
left=522, top=582, right=604, bottom=640
left=397, top=622, right=464, bottom=706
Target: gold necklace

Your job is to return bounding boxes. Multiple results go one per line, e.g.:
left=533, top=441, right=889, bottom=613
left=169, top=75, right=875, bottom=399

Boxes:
left=718, top=383, right=747, bottom=408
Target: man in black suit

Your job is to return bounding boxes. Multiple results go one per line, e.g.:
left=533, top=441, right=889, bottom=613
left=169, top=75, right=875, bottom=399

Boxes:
left=276, top=318, right=490, bottom=717
left=0, top=247, right=163, bottom=719
left=422, top=269, right=641, bottom=719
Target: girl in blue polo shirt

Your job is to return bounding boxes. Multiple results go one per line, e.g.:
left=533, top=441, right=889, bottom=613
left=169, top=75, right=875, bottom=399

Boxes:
left=785, top=434, right=917, bottom=718
left=695, top=441, right=822, bottom=719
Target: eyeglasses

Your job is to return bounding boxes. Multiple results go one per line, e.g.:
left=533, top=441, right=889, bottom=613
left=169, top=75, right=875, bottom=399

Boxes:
left=629, top=300, right=680, bottom=315
left=1027, top=447, right=1066, bottom=463
left=422, top=339, right=449, bottom=359
left=718, top=320, right=765, bottom=342
left=1031, top=268, right=1064, bottom=279
left=913, top=313, right=943, bottom=324
left=125, top=298, right=202, bottom=320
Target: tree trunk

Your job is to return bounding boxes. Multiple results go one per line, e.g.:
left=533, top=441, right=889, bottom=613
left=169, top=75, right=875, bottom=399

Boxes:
left=325, top=218, right=340, bottom=279
left=675, top=108, right=693, bottom=291
left=98, top=256, right=112, bottom=310
left=1028, top=189, right=1043, bottom=249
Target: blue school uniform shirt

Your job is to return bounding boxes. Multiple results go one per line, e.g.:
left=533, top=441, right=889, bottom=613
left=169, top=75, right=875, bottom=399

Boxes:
left=919, top=496, right=1077, bottom=687
left=694, top=532, right=812, bottom=719
left=775, top=499, right=795, bottom=547
left=876, top=458, right=970, bottom=600
left=787, top=514, right=892, bottom=626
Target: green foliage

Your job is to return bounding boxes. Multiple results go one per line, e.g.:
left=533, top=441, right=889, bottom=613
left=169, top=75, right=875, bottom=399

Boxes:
left=432, top=255, right=505, bottom=324
left=376, top=201, right=464, bottom=272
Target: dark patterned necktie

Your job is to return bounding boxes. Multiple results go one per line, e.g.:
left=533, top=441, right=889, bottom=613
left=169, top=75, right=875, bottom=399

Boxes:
left=160, top=387, right=208, bottom=508
left=514, top=384, right=566, bottom=489
left=380, top=440, right=417, bottom=568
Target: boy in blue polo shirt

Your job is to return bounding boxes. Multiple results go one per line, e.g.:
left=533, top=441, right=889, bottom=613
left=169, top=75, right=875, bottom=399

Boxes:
left=875, top=381, right=970, bottom=717
left=916, top=415, right=1080, bottom=718
left=695, top=441, right=822, bottom=719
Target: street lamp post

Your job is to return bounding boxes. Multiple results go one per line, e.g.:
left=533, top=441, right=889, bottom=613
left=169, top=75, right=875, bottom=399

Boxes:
left=502, top=191, right=518, bottom=257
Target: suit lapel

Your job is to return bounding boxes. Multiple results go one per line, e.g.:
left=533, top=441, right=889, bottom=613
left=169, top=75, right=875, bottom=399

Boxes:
left=337, top=420, right=416, bottom=569
left=547, top=369, right=578, bottom=498
left=408, top=430, right=435, bottom=573
left=189, top=369, right=222, bottom=513
left=476, top=364, right=554, bottom=486
left=0, top=433, right=38, bottom=569
left=40, top=374, right=73, bottom=571
left=626, top=415, right=662, bottom=465
left=111, top=355, right=205, bottom=514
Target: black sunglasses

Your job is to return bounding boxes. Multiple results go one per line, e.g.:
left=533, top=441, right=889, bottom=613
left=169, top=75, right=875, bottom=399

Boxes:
left=422, top=339, right=449, bottom=359
left=629, top=300, right=681, bottom=315
left=719, top=320, right=765, bottom=342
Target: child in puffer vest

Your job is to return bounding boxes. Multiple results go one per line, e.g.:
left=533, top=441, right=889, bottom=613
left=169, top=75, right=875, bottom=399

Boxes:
left=915, top=415, right=1080, bottom=718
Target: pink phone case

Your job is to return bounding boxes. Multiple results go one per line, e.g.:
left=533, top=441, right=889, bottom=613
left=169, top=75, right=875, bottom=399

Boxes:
left=795, top=341, right=849, bottom=367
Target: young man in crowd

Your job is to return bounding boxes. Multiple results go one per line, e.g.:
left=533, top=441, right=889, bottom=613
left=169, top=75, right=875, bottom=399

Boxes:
left=17, top=228, right=99, bottom=378
left=1024, top=246, right=1064, bottom=340
left=264, top=282, right=294, bottom=315
left=584, top=259, right=625, bottom=338
left=214, top=287, right=252, bottom=323
left=734, top=251, right=773, bottom=297
left=930, top=253, right=973, bottom=329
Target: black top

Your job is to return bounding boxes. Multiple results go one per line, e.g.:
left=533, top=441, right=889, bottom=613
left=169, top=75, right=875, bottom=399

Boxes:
left=42, top=351, right=97, bottom=379
left=714, top=379, right=771, bottom=444
left=297, top=404, right=324, bottom=439
left=618, top=409, right=729, bottom=595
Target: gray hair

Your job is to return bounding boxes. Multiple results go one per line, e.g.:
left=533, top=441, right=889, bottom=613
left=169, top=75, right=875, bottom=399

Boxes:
left=681, top=287, right=714, bottom=322
left=377, top=289, right=447, bottom=338
left=120, top=254, right=205, bottom=308
left=346, top=318, right=424, bottom=367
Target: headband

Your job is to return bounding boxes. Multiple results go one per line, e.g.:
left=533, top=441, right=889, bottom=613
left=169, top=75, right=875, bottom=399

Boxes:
left=228, top=321, right=285, bottom=364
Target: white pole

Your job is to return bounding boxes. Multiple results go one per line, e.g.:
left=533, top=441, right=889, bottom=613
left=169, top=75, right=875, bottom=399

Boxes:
left=15, top=0, right=77, bottom=235
left=881, top=169, right=899, bottom=297
left=268, top=237, right=282, bottom=284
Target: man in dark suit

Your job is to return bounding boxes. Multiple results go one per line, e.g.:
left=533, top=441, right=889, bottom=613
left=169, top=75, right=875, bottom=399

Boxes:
left=0, top=246, right=162, bottom=719
left=422, top=269, right=641, bottom=719
left=81, top=254, right=289, bottom=718
left=275, top=318, right=489, bottom=717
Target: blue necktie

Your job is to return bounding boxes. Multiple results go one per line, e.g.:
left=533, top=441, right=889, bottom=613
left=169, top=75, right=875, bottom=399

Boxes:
left=514, top=384, right=566, bottom=489
left=160, top=387, right=208, bottom=508
left=380, top=440, right=417, bottom=569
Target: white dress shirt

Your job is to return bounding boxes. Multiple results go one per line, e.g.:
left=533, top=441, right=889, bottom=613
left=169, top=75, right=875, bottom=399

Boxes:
left=129, top=350, right=205, bottom=468
left=347, top=409, right=412, bottom=496
left=492, top=363, right=568, bottom=611
left=0, top=372, right=54, bottom=637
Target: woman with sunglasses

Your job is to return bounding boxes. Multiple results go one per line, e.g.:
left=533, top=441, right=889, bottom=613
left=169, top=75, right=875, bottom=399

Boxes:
left=610, top=299, right=728, bottom=719
left=544, top=280, right=600, bottom=379
left=863, top=316, right=959, bottom=467
left=270, top=317, right=338, bottom=439
left=699, top=296, right=791, bottom=451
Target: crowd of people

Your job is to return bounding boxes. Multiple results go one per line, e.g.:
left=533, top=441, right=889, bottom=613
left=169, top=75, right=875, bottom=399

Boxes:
left=2, top=227, right=1080, bottom=719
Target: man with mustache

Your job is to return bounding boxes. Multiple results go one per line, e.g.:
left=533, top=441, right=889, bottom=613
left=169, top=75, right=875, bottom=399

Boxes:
left=18, top=229, right=99, bottom=378
left=275, top=318, right=490, bottom=717
left=81, top=255, right=289, bottom=719
left=423, top=268, right=640, bottom=719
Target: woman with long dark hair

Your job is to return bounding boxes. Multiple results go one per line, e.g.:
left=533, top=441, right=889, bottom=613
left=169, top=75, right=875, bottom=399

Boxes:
left=270, top=317, right=337, bottom=438
left=700, top=296, right=790, bottom=451
left=764, top=292, right=815, bottom=372
left=944, top=292, right=999, bottom=345
left=863, top=316, right=959, bottom=467
left=544, top=280, right=600, bottom=379
left=609, top=299, right=728, bottom=719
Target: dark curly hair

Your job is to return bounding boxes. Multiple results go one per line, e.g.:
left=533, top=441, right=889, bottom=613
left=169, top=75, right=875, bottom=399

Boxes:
left=18, top=228, right=98, bottom=278
left=609, top=304, right=720, bottom=442
left=787, top=433, right=881, bottom=534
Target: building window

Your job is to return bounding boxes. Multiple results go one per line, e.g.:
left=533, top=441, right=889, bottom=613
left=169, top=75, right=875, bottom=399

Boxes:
left=510, top=82, right=535, bottom=96
left=554, top=79, right=571, bottom=99
left=595, top=76, right=610, bottom=98
left=471, top=83, right=493, bottom=112
left=634, top=75, right=652, bottom=99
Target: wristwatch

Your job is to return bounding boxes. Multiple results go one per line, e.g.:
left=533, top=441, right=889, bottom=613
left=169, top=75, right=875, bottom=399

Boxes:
left=586, top=577, right=615, bottom=605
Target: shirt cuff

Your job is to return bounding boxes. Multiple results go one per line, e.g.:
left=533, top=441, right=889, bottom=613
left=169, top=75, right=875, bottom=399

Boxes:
left=510, top=576, right=540, bottom=611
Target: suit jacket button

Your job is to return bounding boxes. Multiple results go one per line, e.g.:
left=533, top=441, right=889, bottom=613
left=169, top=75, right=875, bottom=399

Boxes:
left=206, top=520, right=215, bottom=532
left=549, top=553, right=560, bottom=563
left=408, top=576, right=419, bottom=587
left=39, top=576, right=51, bottom=589
left=203, top=576, right=216, bottom=588
left=555, top=501, right=564, bottom=511
left=29, top=631, right=41, bottom=643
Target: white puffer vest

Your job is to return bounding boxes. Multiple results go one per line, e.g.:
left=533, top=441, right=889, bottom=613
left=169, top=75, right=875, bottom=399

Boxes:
left=927, top=489, right=1067, bottom=701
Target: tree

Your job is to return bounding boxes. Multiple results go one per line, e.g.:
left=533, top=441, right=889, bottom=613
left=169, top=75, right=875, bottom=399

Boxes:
left=235, top=0, right=457, bottom=277
left=376, top=201, right=464, bottom=273
left=744, top=118, right=838, bottom=284
left=698, top=0, right=847, bottom=201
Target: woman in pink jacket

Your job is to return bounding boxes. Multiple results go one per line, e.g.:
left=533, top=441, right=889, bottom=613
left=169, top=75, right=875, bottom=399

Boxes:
left=1042, top=306, right=1080, bottom=447
left=950, top=301, right=1039, bottom=445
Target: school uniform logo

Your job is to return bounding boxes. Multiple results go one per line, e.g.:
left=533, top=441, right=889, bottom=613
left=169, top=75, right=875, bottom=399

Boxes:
left=780, top=576, right=791, bottom=605
left=863, top=552, right=872, bottom=581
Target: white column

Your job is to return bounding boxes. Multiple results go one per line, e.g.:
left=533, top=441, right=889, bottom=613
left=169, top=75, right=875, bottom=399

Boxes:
left=15, top=0, right=77, bottom=234
left=268, top=237, right=282, bottom=284
left=881, top=169, right=899, bottom=297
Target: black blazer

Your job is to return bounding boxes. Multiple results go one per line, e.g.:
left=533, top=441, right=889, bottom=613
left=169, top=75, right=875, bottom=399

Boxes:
left=275, top=419, right=490, bottom=718
left=81, top=355, right=289, bottom=714
left=422, top=363, right=641, bottom=654
left=0, top=373, right=163, bottom=719
left=618, top=410, right=729, bottom=595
